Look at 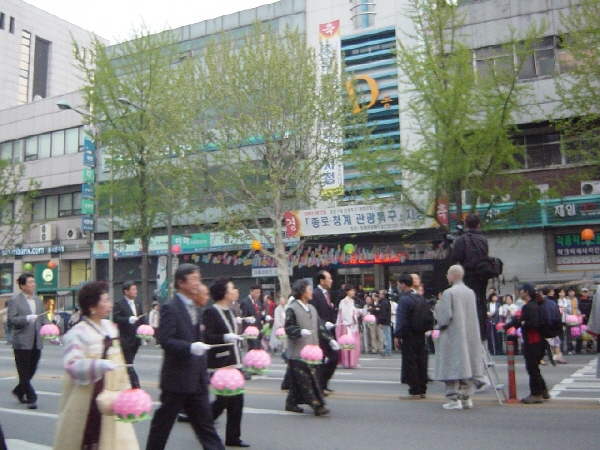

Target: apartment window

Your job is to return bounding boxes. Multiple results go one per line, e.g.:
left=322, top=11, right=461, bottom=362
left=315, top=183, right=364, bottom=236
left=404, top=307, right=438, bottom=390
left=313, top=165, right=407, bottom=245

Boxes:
left=563, top=132, right=599, bottom=164
left=1, top=201, right=15, bottom=223
left=24, top=135, right=38, bottom=161
left=0, top=13, right=5, bottom=30
left=38, top=133, right=51, bottom=159
left=33, top=195, right=58, bottom=220
left=52, top=130, right=65, bottom=157
left=33, top=37, right=50, bottom=99
left=351, top=1, right=375, bottom=29
left=475, top=45, right=513, bottom=78
left=19, top=31, right=32, bottom=104
left=557, top=36, right=577, bottom=74
left=59, top=192, right=82, bottom=217
left=1, top=142, right=12, bottom=160
left=65, top=128, right=80, bottom=154
left=9, top=16, right=14, bottom=34
left=518, top=37, right=556, bottom=80
left=514, top=133, right=562, bottom=169
left=13, top=139, right=23, bottom=162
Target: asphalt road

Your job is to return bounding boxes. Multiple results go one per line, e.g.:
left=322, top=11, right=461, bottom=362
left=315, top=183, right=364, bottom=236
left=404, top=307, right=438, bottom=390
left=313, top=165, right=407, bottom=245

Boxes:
left=1, top=342, right=599, bottom=450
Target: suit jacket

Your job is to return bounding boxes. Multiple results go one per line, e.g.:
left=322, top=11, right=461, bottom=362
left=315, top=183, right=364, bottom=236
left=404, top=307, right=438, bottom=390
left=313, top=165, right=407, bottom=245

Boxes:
left=8, top=292, right=49, bottom=350
left=158, top=293, right=210, bottom=394
left=239, top=295, right=262, bottom=331
left=112, top=297, right=145, bottom=350
left=310, top=287, right=336, bottom=323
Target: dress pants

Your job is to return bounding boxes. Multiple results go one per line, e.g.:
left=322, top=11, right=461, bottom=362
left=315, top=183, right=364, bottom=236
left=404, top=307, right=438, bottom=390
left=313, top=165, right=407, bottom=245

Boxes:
left=523, top=341, right=547, bottom=396
left=463, top=273, right=488, bottom=341
left=146, top=390, right=224, bottom=450
left=212, top=393, right=243, bottom=445
left=13, top=349, right=41, bottom=403
left=400, top=334, right=428, bottom=395
left=121, top=344, right=140, bottom=388
left=318, top=344, right=339, bottom=391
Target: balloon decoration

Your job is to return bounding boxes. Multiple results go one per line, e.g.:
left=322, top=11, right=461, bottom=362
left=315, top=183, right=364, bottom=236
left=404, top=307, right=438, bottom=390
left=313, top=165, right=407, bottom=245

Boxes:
left=250, top=240, right=262, bottom=251
left=210, top=367, right=245, bottom=396
left=23, top=263, right=33, bottom=271
left=581, top=228, right=595, bottom=241
left=113, top=388, right=153, bottom=423
left=47, top=260, right=57, bottom=269
left=343, top=243, right=355, bottom=254
left=300, top=344, right=324, bottom=365
left=171, top=244, right=182, bottom=254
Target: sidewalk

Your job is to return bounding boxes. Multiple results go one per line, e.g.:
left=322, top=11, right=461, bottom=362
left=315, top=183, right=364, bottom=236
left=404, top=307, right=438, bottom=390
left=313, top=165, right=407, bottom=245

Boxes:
left=6, top=439, right=51, bottom=450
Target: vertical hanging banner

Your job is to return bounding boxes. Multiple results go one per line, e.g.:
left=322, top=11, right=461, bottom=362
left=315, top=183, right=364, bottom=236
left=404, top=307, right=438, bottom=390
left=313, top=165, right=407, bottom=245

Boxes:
left=319, top=20, right=344, bottom=198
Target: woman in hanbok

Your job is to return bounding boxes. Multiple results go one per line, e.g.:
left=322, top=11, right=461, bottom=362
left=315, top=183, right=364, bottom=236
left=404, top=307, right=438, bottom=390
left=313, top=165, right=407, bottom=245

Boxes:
left=269, top=296, right=288, bottom=353
left=53, top=281, right=139, bottom=450
left=336, top=285, right=361, bottom=368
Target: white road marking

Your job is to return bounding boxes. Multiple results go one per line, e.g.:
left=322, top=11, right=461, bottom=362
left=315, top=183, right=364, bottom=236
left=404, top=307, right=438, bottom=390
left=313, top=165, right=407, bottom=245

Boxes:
left=550, top=358, right=599, bottom=401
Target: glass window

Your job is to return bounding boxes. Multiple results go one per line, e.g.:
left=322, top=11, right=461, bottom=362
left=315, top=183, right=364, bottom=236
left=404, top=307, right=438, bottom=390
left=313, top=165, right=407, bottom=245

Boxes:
left=65, top=128, right=79, bottom=154
left=45, top=195, right=59, bottom=219
left=25, top=136, right=38, bottom=161
left=59, top=194, right=73, bottom=217
left=70, top=260, right=90, bottom=285
left=557, top=36, right=577, bottom=74
left=524, top=134, right=561, bottom=168
left=1, top=142, right=12, bottom=160
left=536, top=48, right=556, bottom=76
left=52, top=130, right=65, bottom=157
left=33, top=197, right=45, bottom=221
left=518, top=54, right=536, bottom=79
left=73, top=192, right=82, bottom=214
left=38, top=133, right=51, bottom=159
left=13, top=139, right=22, bottom=162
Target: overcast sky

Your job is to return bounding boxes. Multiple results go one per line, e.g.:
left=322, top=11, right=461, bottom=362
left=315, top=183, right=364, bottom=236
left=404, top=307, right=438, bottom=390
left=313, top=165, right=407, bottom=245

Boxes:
left=24, top=0, right=278, bottom=44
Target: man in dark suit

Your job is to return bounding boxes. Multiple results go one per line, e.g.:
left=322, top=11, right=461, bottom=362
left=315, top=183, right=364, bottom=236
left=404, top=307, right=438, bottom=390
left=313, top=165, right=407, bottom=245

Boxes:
left=239, top=284, right=263, bottom=350
left=309, top=270, right=338, bottom=394
left=8, top=273, right=49, bottom=409
left=146, top=264, right=224, bottom=450
left=112, top=281, right=145, bottom=388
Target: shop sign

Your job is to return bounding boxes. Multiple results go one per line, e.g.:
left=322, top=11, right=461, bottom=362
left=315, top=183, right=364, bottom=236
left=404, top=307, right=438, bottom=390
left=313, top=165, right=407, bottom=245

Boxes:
left=1, top=246, right=65, bottom=257
left=81, top=199, right=95, bottom=215
left=83, top=151, right=95, bottom=167
left=82, top=183, right=94, bottom=199
left=82, top=167, right=95, bottom=184
left=81, top=216, right=94, bottom=232
left=35, top=263, right=58, bottom=290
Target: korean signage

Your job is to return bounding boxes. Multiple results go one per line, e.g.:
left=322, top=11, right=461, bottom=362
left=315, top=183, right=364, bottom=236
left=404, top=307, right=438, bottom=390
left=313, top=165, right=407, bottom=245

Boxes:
left=554, top=233, right=600, bottom=265
left=34, top=263, right=58, bottom=291
left=81, top=199, right=95, bottom=215
left=81, top=216, right=94, bottom=232
left=82, top=167, right=95, bottom=184
left=284, top=204, right=435, bottom=238
left=81, top=183, right=94, bottom=199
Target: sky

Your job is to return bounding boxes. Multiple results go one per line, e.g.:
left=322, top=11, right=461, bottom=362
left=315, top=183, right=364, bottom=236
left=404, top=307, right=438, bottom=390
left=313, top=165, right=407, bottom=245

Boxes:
left=24, top=0, right=278, bottom=44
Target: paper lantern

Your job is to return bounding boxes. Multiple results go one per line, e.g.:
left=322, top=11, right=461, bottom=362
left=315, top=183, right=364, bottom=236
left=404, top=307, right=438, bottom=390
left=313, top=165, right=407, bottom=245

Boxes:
left=47, top=260, right=57, bottom=269
left=210, top=367, right=245, bottom=396
left=343, top=243, right=355, bottom=254
left=23, top=263, right=33, bottom=271
left=113, top=388, right=153, bottom=423
left=338, top=333, right=356, bottom=350
left=513, top=310, right=521, bottom=318
left=300, top=344, right=323, bottom=364
left=495, top=322, right=505, bottom=332
left=581, top=228, right=595, bottom=241
left=40, top=323, right=60, bottom=340
left=431, top=329, right=440, bottom=341
left=566, top=314, right=581, bottom=326
left=242, top=349, right=271, bottom=374
left=242, top=325, right=260, bottom=339
left=275, top=327, right=287, bottom=339
left=136, top=324, right=155, bottom=341
left=171, top=244, right=182, bottom=254
left=580, top=324, right=587, bottom=332
left=363, top=314, right=376, bottom=324
left=570, top=326, right=582, bottom=338
left=251, top=240, right=262, bottom=251
left=506, top=327, right=516, bottom=336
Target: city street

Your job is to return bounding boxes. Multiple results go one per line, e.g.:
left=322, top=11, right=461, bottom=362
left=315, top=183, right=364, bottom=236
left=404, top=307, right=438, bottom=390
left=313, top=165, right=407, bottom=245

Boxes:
left=1, top=343, right=598, bottom=450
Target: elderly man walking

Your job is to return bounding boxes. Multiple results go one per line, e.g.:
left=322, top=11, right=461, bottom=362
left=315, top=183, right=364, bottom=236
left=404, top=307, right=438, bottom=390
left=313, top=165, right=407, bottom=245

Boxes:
left=434, top=265, right=484, bottom=410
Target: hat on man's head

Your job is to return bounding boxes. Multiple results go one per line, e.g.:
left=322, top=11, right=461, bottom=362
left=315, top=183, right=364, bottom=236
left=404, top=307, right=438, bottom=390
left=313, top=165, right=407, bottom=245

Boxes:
left=582, top=287, right=589, bottom=292
left=520, top=282, right=536, bottom=296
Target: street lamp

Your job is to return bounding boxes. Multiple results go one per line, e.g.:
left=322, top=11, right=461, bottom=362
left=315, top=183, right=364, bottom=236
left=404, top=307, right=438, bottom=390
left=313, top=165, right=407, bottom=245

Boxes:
left=117, top=97, right=175, bottom=300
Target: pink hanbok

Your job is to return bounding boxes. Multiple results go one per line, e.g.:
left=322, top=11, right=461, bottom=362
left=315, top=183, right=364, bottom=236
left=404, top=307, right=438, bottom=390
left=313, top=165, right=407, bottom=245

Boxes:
left=336, top=297, right=361, bottom=368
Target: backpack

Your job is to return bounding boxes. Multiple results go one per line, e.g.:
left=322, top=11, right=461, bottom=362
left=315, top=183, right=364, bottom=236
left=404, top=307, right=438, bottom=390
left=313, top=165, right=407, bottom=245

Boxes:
left=539, top=298, right=562, bottom=339
left=475, top=256, right=504, bottom=280
left=410, top=293, right=435, bottom=334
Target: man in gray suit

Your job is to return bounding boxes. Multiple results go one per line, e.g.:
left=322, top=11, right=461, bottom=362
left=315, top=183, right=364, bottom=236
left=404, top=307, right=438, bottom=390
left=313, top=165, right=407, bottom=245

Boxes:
left=8, top=273, right=49, bottom=409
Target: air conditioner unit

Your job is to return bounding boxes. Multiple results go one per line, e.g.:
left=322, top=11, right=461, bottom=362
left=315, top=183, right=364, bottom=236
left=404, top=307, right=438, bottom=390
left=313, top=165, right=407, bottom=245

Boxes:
left=40, top=224, right=56, bottom=242
left=66, top=228, right=80, bottom=240
left=581, top=180, right=600, bottom=195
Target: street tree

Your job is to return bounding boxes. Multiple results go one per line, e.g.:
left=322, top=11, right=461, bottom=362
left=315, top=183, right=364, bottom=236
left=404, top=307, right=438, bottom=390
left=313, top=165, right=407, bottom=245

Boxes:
left=347, top=0, right=546, bottom=229
left=188, top=24, right=360, bottom=299
left=74, top=27, right=197, bottom=312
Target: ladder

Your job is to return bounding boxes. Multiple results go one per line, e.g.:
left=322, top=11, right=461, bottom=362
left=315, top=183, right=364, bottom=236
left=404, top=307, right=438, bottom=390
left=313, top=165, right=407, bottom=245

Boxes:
left=481, top=342, right=507, bottom=405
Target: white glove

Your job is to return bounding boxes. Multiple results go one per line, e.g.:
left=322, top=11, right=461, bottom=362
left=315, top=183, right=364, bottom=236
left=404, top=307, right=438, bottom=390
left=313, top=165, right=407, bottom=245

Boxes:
left=300, top=329, right=312, bottom=336
left=243, top=317, right=256, bottom=324
left=224, top=333, right=243, bottom=343
left=97, top=360, right=115, bottom=373
left=265, top=315, right=272, bottom=322
left=26, top=314, right=37, bottom=323
left=329, top=340, right=340, bottom=351
left=190, top=342, right=211, bottom=356
left=324, top=321, right=335, bottom=331
left=128, top=316, right=138, bottom=324
left=235, top=317, right=243, bottom=325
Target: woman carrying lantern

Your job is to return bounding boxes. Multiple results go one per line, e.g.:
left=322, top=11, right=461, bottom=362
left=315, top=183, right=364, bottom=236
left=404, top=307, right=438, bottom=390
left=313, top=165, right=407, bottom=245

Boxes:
left=336, top=284, right=361, bottom=368
left=284, top=279, right=338, bottom=416
left=53, top=281, right=139, bottom=450
left=203, top=277, right=248, bottom=448
left=269, top=296, right=288, bottom=353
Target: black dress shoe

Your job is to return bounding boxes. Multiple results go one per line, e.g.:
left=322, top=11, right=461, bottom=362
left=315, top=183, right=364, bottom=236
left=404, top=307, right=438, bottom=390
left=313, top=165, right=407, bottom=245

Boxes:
left=27, top=402, right=38, bottom=410
left=314, top=406, right=330, bottom=416
left=12, top=390, right=26, bottom=404
left=226, top=441, right=250, bottom=448
left=285, top=405, right=304, bottom=413
left=177, top=413, right=190, bottom=422
left=324, top=388, right=334, bottom=394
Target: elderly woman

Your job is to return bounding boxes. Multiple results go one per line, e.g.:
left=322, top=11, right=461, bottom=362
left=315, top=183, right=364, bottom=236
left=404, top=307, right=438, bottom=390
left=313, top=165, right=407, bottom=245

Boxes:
left=284, top=279, right=337, bottom=416
left=53, top=281, right=139, bottom=450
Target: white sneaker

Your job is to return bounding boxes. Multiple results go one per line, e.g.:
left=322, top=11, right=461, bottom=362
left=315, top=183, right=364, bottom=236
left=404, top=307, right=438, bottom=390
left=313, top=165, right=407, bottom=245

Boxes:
left=462, top=398, right=473, bottom=409
left=443, top=399, right=463, bottom=410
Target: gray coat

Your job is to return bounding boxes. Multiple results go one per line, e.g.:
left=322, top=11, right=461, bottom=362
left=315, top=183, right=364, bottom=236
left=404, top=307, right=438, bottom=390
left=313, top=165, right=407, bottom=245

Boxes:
left=7, top=292, right=49, bottom=350
left=433, top=282, right=484, bottom=381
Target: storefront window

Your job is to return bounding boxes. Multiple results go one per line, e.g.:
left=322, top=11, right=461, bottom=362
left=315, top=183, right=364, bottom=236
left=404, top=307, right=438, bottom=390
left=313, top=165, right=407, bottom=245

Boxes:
left=70, top=260, right=90, bottom=285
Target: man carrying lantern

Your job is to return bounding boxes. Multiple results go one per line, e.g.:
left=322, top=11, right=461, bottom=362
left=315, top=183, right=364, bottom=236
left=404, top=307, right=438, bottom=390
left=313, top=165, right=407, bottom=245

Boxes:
left=7, top=273, right=49, bottom=410
left=239, top=285, right=264, bottom=350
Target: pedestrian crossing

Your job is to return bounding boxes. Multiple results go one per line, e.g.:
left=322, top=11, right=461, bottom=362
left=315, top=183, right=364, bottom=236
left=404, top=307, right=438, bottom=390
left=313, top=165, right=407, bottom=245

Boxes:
left=550, top=357, right=600, bottom=401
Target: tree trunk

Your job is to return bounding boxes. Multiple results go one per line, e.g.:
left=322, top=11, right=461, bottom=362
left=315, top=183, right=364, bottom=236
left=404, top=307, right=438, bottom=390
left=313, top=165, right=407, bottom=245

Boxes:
left=272, top=218, right=291, bottom=300
left=141, top=237, right=150, bottom=314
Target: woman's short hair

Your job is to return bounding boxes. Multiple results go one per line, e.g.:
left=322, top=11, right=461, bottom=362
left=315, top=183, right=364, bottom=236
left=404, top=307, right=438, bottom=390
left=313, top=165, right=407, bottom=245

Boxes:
left=344, top=284, right=355, bottom=294
left=291, top=279, right=310, bottom=299
left=210, top=277, right=231, bottom=302
left=78, top=281, right=108, bottom=316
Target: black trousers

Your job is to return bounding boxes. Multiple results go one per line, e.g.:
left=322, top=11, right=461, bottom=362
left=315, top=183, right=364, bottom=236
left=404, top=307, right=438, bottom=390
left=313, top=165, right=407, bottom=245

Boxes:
left=13, top=349, right=41, bottom=403
left=121, top=344, right=140, bottom=388
left=400, top=334, right=428, bottom=395
left=318, top=345, right=339, bottom=391
left=146, top=390, right=224, bottom=450
left=523, top=341, right=547, bottom=396
left=463, top=273, right=488, bottom=341
left=0, top=421, right=7, bottom=450
left=212, top=393, right=243, bottom=445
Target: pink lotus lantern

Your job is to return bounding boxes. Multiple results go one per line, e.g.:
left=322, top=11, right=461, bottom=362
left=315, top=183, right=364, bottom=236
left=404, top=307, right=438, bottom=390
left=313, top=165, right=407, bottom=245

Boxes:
left=275, top=327, right=287, bottom=339
left=338, top=334, right=356, bottom=350
left=136, top=324, right=155, bottom=341
left=210, top=367, right=245, bottom=396
left=40, top=323, right=60, bottom=340
left=242, top=325, right=260, bottom=340
left=300, top=344, right=323, bottom=365
left=506, top=327, right=516, bottom=336
left=570, top=326, right=582, bottom=338
left=363, top=314, right=376, bottom=325
left=513, top=310, right=522, bottom=318
left=113, top=388, right=153, bottom=423
left=431, top=329, right=440, bottom=341
left=580, top=324, right=588, bottom=332
left=566, top=314, right=581, bottom=326
left=242, top=349, right=271, bottom=375
left=495, top=322, right=506, bottom=333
